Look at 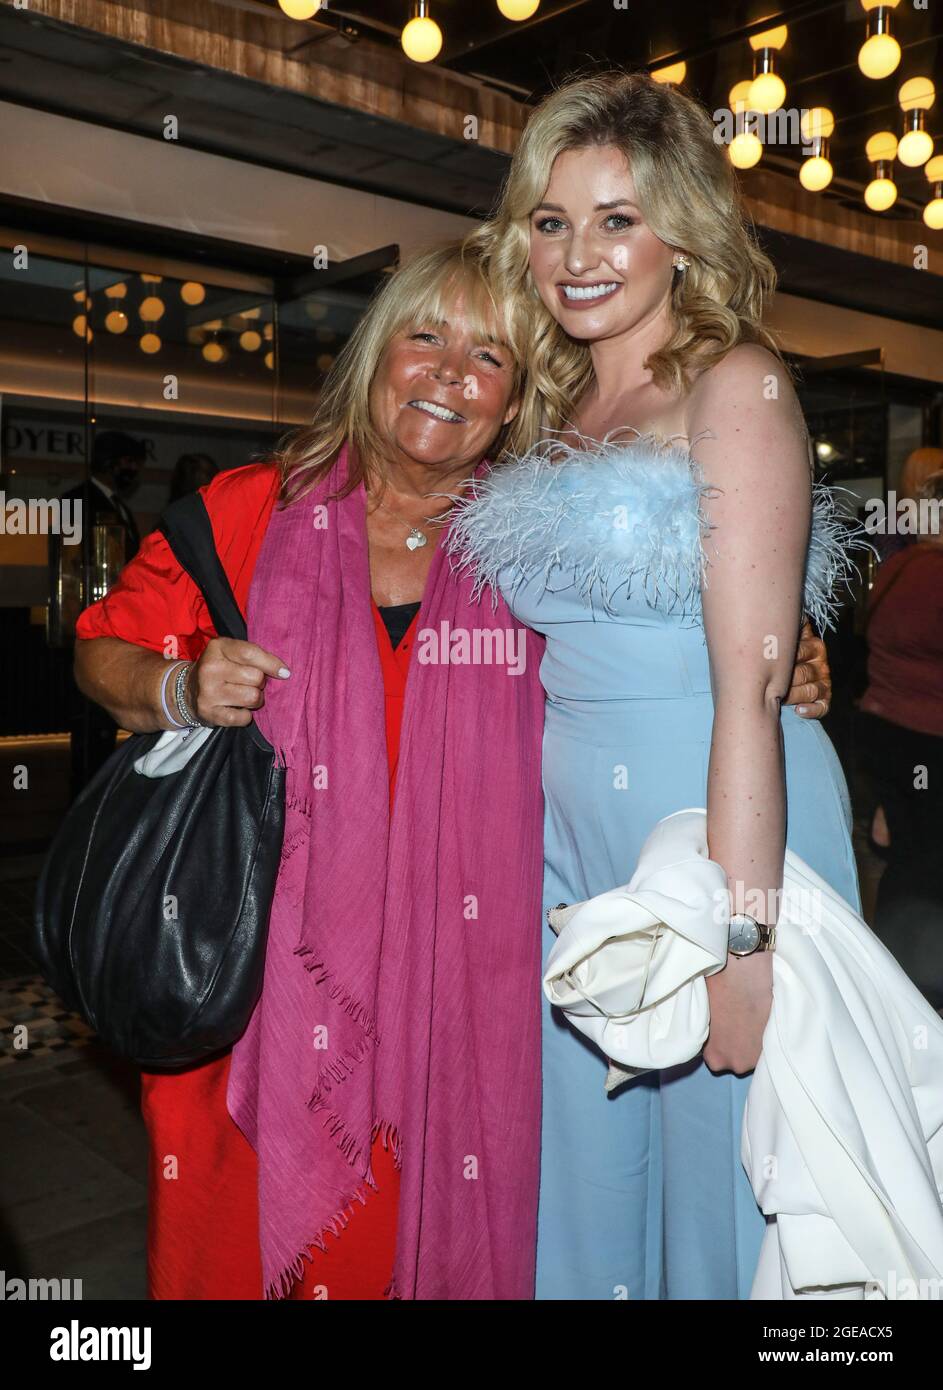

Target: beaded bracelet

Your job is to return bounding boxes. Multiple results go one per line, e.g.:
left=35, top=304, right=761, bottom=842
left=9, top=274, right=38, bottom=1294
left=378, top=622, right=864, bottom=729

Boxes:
left=159, top=659, right=190, bottom=730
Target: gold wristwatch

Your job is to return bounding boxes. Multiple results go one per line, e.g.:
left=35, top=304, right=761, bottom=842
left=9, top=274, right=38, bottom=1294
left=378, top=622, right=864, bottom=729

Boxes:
left=727, top=913, right=777, bottom=957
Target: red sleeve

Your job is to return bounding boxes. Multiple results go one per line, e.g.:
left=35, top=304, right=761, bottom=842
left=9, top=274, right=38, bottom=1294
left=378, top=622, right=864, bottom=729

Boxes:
left=75, top=462, right=280, bottom=660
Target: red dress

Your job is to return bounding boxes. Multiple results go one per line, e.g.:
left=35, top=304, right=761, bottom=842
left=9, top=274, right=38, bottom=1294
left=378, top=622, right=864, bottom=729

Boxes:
left=76, top=462, right=415, bottom=1299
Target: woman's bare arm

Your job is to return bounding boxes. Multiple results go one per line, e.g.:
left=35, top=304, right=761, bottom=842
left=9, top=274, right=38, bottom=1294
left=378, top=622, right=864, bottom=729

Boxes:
left=74, top=636, right=291, bottom=732
left=75, top=638, right=178, bottom=732
left=688, top=343, right=812, bottom=1075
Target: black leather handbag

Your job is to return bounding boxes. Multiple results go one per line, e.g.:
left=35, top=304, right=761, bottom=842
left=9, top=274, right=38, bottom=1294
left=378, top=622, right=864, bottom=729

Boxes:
left=33, top=490, right=285, bottom=1069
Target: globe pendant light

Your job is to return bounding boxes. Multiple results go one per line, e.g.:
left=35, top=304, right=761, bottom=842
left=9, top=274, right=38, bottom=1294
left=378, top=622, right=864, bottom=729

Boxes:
left=858, top=0, right=901, bottom=81
left=497, top=0, right=540, bottom=18
left=924, top=154, right=943, bottom=230
left=139, top=295, right=165, bottom=323
left=402, top=1, right=443, bottom=63
left=747, top=26, right=787, bottom=115
left=277, top=0, right=322, bottom=19
left=898, top=77, right=936, bottom=168
left=651, top=61, right=687, bottom=86
left=864, top=131, right=898, bottom=211
left=799, top=108, right=834, bottom=192
left=728, top=80, right=762, bottom=169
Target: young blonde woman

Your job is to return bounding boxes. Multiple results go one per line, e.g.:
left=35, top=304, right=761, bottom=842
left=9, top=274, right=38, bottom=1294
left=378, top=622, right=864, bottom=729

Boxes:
left=453, top=71, right=862, bottom=1299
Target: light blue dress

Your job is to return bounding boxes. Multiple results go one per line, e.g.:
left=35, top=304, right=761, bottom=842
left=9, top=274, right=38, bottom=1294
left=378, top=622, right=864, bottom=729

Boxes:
left=449, top=433, right=864, bottom=1301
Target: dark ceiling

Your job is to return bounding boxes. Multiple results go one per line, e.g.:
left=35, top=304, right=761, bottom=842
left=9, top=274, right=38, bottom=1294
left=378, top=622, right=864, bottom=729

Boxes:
left=0, top=1, right=941, bottom=330
left=325, top=0, right=942, bottom=195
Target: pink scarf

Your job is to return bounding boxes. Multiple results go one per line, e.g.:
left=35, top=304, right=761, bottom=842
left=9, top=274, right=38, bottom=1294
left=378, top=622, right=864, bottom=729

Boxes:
left=226, top=443, right=546, bottom=1299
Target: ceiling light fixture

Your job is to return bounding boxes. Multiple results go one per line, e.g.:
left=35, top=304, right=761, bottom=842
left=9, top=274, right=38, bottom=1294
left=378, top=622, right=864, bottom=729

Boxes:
left=864, top=131, right=898, bottom=211
left=924, top=154, right=943, bottom=230
left=277, top=0, right=322, bottom=19
left=858, top=0, right=901, bottom=81
left=898, top=77, right=936, bottom=168
left=402, top=1, right=443, bottom=63
left=747, top=25, right=787, bottom=115
left=139, top=296, right=166, bottom=323
left=728, top=80, right=763, bottom=169
left=651, top=61, right=687, bottom=86
left=799, top=107, right=835, bottom=192
left=497, top=0, right=540, bottom=18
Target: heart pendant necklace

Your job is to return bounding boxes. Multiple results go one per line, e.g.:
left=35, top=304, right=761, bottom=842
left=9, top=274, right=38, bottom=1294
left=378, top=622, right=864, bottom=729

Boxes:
left=372, top=496, right=433, bottom=551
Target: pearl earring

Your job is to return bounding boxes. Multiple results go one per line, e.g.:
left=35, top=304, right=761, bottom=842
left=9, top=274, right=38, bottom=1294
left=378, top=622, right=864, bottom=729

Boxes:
left=673, top=255, right=691, bottom=271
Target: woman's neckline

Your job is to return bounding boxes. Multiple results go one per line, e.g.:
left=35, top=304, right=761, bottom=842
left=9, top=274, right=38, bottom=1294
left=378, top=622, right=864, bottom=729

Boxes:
left=535, top=426, right=696, bottom=466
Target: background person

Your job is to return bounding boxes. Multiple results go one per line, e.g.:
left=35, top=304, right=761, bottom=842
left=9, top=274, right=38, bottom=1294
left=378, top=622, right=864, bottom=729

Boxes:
left=857, top=470, right=943, bottom=1007
left=49, top=430, right=146, bottom=798
left=168, top=451, right=218, bottom=502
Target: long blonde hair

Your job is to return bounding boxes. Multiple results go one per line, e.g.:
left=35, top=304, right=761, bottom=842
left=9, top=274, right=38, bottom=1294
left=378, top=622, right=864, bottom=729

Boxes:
left=276, top=240, right=540, bottom=505
left=464, top=70, right=783, bottom=433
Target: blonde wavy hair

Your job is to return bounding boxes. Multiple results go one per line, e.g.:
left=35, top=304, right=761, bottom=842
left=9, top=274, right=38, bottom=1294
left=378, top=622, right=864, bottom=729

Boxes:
left=276, top=240, right=540, bottom=505
left=464, top=70, right=783, bottom=433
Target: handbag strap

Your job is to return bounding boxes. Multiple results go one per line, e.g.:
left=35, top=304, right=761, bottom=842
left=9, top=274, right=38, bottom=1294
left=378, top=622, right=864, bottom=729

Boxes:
left=157, top=491, right=247, bottom=642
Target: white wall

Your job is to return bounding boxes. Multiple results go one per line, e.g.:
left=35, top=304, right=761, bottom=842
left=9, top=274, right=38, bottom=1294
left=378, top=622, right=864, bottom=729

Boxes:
left=0, top=100, right=474, bottom=262
left=771, top=291, right=943, bottom=385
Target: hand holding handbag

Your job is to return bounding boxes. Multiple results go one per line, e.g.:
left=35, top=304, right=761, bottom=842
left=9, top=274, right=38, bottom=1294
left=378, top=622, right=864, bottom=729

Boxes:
left=33, top=489, right=285, bottom=1068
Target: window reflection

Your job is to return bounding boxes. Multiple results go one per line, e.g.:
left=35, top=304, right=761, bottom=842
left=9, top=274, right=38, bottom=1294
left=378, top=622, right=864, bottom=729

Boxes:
left=0, top=231, right=394, bottom=737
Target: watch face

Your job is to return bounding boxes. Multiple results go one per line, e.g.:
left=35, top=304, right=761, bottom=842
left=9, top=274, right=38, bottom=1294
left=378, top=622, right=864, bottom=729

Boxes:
left=729, top=915, right=761, bottom=955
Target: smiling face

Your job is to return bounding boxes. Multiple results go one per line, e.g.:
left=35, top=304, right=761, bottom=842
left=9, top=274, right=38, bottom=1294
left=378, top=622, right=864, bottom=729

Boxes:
left=528, top=145, right=678, bottom=345
left=369, top=293, right=521, bottom=480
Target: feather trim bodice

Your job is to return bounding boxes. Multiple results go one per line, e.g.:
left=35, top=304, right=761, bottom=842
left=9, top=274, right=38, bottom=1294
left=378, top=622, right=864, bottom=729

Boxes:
left=446, top=433, right=868, bottom=633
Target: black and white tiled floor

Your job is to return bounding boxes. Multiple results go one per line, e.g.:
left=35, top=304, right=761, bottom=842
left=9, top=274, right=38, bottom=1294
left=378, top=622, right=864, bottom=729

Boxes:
left=0, top=974, right=98, bottom=1066
left=0, top=873, right=101, bottom=1065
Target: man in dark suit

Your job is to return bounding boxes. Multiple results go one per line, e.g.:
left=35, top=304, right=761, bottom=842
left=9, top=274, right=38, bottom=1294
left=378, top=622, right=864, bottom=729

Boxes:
left=51, top=432, right=146, bottom=799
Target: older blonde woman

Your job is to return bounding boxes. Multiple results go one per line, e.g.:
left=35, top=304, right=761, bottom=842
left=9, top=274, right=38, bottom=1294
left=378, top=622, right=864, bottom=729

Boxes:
left=73, top=242, right=548, bottom=1302
left=452, top=72, right=861, bottom=1300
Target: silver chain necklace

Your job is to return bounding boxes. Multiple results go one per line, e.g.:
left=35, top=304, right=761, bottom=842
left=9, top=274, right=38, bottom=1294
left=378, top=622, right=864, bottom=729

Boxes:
left=372, top=496, right=450, bottom=551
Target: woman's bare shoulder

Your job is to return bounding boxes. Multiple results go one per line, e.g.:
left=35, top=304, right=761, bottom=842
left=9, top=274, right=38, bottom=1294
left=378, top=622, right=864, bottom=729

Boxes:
left=684, top=342, right=804, bottom=456
left=687, top=341, right=792, bottom=411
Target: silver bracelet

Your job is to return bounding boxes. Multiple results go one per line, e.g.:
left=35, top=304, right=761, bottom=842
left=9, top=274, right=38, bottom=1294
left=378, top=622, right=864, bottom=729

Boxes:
left=159, top=660, right=189, bottom=729
left=173, top=660, right=205, bottom=729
